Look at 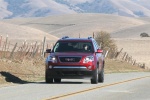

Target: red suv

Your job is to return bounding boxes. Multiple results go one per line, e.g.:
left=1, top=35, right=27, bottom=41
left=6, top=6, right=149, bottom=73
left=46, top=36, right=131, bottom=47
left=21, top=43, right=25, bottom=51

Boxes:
left=45, top=36, right=105, bottom=84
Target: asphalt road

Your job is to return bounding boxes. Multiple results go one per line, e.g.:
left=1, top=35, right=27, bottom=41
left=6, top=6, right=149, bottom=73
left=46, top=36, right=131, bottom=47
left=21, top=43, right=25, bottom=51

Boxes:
left=0, top=72, right=149, bottom=100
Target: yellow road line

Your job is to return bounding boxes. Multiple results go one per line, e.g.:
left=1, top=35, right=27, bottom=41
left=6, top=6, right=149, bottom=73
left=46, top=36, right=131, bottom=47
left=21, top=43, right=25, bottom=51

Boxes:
left=45, top=76, right=150, bottom=100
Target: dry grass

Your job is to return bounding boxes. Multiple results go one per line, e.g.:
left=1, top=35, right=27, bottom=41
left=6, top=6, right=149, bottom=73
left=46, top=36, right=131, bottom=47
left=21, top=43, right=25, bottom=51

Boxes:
left=0, top=58, right=45, bottom=84
left=0, top=58, right=148, bottom=85
left=105, top=59, right=147, bottom=73
left=115, top=38, right=150, bottom=69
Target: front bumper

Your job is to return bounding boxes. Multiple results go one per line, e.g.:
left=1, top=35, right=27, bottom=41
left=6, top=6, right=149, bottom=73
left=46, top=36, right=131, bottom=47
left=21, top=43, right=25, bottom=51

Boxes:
left=46, top=66, right=94, bottom=79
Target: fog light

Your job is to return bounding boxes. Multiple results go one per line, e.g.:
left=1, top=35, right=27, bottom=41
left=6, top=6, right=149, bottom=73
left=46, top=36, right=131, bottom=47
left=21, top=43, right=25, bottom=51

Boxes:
left=87, top=66, right=92, bottom=70
left=49, top=66, right=52, bottom=69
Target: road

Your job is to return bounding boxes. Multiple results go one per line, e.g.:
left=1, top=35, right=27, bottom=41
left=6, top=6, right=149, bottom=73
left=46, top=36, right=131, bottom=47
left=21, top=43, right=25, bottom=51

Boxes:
left=0, top=72, right=149, bottom=100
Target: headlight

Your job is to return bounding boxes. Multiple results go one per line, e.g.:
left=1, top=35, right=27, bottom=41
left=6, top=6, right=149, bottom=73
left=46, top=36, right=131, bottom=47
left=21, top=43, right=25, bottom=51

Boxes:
left=83, top=56, right=94, bottom=63
left=46, top=55, right=57, bottom=63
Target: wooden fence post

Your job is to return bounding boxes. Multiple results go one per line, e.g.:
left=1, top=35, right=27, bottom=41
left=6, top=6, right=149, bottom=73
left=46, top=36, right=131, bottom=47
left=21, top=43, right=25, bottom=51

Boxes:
left=9, top=43, right=17, bottom=59
left=0, top=35, right=2, bottom=48
left=105, top=51, right=108, bottom=58
left=18, top=42, right=26, bottom=59
left=125, top=54, right=129, bottom=61
left=25, top=45, right=31, bottom=56
left=127, top=56, right=131, bottom=63
left=130, top=56, right=132, bottom=63
left=3, top=35, right=8, bottom=58
left=122, top=52, right=126, bottom=60
left=4, top=35, right=8, bottom=51
left=46, top=43, right=49, bottom=50
left=142, top=63, right=145, bottom=69
left=132, top=60, right=136, bottom=65
left=29, top=43, right=34, bottom=57
left=93, top=32, right=94, bottom=38
left=104, top=48, right=110, bottom=58
left=6, top=41, right=10, bottom=52
left=79, top=33, right=80, bottom=38
left=115, top=48, right=123, bottom=59
left=32, top=45, right=39, bottom=58
left=31, top=42, right=37, bottom=58
left=0, top=35, right=2, bottom=58
left=41, top=36, right=46, bottom=57
left=39, top=42, right=42, bottom=55
left=22, top=43, right=29, bottom=57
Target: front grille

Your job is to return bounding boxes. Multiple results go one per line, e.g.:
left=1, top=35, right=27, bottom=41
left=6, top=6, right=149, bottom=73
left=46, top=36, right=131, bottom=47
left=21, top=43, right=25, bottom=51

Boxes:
left=59, top=57, right=81, bottom=62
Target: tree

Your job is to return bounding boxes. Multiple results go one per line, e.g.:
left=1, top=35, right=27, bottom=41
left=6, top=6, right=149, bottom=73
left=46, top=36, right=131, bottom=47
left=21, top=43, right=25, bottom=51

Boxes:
left=140, top=32, right=149, bottom=37
left=95, top=31, right=117, bottom=58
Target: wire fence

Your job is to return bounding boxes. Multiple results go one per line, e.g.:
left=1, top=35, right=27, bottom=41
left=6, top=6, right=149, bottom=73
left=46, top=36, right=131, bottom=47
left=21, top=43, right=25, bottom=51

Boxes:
left=0, top=35, right=146, bottom=69
left=0, top=35, right=54, bottom=61
left=110, top=48, right=145, bottom=69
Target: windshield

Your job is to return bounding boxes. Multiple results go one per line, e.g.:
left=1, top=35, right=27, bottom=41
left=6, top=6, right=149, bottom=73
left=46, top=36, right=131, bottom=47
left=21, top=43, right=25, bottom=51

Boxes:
left=53, top=41, right=94, bottom=53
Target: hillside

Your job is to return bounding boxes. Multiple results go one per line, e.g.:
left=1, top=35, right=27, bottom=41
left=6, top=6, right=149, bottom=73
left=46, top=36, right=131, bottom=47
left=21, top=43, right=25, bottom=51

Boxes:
left=112, top=24, right=150, bottom=38
left=2, top=14, right=146, bottom=38
left=0, top=21, right=58, bottom=44
left=1, top=0, right=150, bottom=19
left=111, top=16, right=150, bottom=68
left=1, top=13, right=150, bottom=68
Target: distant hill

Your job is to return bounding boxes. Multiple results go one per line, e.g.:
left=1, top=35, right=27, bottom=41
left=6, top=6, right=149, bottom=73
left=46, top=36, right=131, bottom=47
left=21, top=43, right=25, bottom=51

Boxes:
left=2, top=13, right=146, bottom=38
left=0, top=21, right=58, bottom=44
left=1, top=0, right=150, bottom=19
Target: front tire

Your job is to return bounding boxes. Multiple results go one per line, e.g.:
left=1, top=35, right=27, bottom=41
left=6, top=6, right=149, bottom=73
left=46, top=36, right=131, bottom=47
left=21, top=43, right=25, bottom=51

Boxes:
left=54, top=78, right=61, bottom=83
left=91, top=68, right=98, bottom=84
left=98, top=69, right=104, bottom=83
left=45, top=71, right=53, bottom=83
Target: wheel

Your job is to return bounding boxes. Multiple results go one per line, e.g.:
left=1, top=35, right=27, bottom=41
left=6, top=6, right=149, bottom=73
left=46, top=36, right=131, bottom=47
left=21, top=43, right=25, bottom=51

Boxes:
left=45, top=77, right=53, bottom=83
left=45, top=71, right=53, bottom=83
left=98, top=69, right=104, bottom=83
left=54, top=78, right=61, bottom=83
left=91, top=68, right=98, bottom=84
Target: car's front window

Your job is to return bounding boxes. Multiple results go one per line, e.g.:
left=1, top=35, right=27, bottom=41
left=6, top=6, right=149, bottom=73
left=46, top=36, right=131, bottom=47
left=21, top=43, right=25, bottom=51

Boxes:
left=53, top=41, right=93, bottom=53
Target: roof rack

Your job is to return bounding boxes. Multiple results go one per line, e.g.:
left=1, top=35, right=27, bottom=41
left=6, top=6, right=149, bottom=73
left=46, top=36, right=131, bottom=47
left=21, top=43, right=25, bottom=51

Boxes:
left=62, top=36, right=69, bottom=39
left=88, top=37, right=92, bottom=39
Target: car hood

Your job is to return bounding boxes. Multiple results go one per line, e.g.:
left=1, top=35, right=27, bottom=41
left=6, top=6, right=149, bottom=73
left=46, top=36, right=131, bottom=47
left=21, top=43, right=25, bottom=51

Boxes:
left=50, top=52, right=94, bottom=57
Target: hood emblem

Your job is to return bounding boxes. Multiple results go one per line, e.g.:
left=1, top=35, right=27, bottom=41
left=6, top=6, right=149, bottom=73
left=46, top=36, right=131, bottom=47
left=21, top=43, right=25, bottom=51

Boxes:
left=65, top=58, right=75, bottom=62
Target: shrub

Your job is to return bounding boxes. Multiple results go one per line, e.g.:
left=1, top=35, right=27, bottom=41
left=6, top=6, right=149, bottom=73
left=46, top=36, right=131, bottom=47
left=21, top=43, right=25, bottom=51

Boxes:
left=95, top=31, right=117, bottom=58
left=140, top=32, right=149, bottom=37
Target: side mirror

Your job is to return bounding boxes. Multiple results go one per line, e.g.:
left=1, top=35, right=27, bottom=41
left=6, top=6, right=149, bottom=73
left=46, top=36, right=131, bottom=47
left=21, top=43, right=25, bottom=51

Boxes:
left=96, top=49, right=103, bottom=53
left=46, top=49, right=51, bottom=53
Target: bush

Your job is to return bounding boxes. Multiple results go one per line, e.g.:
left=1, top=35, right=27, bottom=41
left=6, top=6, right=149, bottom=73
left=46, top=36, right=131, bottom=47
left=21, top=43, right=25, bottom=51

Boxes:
left=140, top=32, right=149, bottom=37
left=95, top=31, right=117, bottom=58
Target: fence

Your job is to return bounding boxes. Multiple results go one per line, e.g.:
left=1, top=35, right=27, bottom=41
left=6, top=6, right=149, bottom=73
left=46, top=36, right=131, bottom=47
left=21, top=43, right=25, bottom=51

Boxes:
left=108, top=48, right=146, bottom=69
left=0, top=35, right=146, bottom=69
left=0, top=35, right=54, bottom=61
